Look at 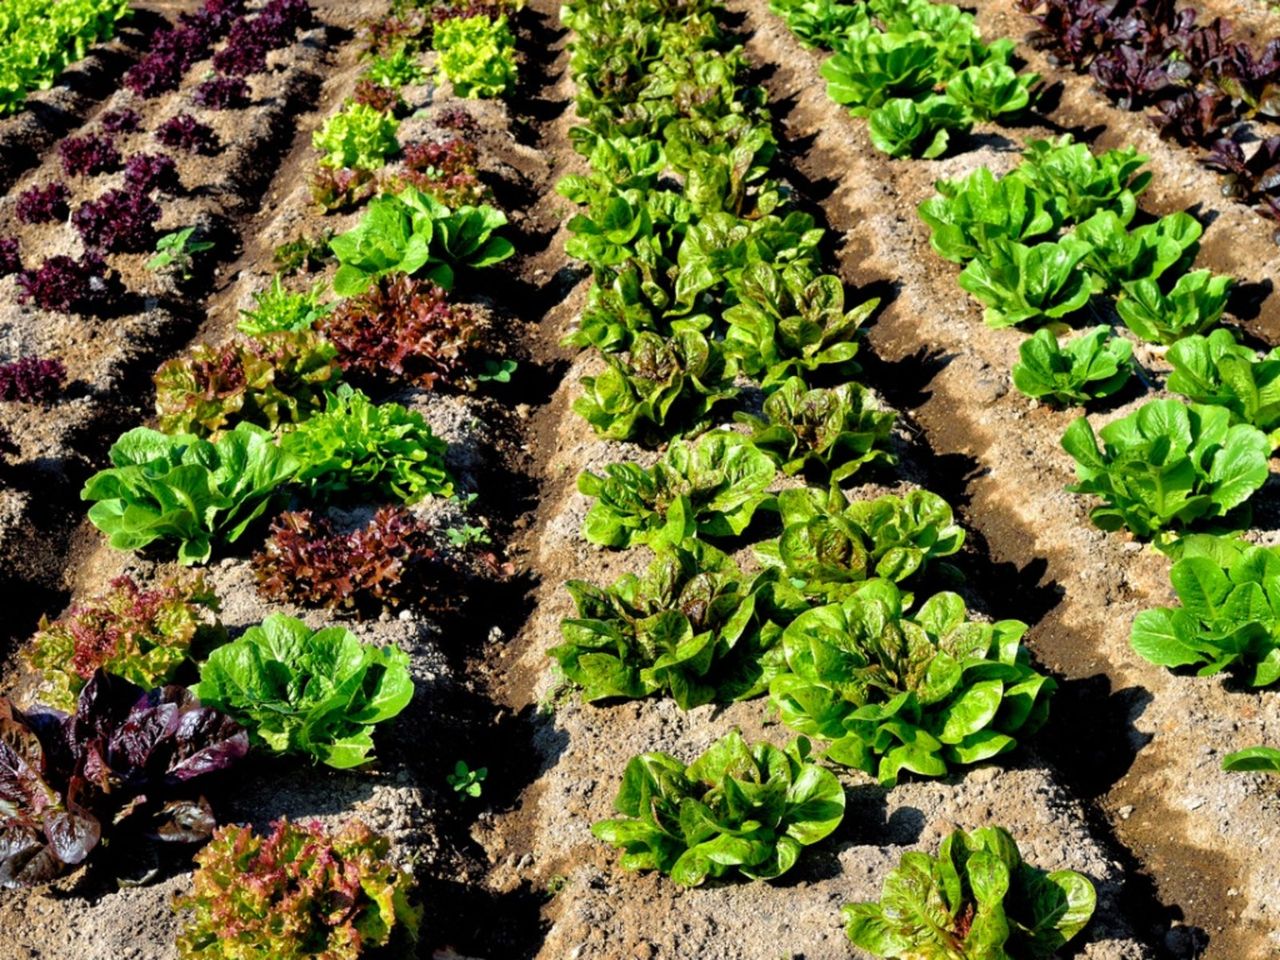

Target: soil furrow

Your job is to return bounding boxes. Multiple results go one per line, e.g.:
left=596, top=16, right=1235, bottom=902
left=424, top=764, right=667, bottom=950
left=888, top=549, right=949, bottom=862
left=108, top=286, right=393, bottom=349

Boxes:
left=730, top=0, right=1280, bottom=956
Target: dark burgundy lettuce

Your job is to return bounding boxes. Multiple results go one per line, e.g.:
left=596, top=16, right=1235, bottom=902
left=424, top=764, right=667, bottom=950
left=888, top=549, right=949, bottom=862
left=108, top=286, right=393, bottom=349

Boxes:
left=0, top=671, right=247, bottom=888
left=0, top=238, right=20, bottom=276
left=15, top=183, right=70, bottom=224
left=124, top=153, right=181, bottom=194
left=155, top=114, right=220, bottom=155
left=100, top=108, right=141, bottom=134
left=193, top=76, right=251, bottom=109
left=0, top=357, right=66, bottom=403
left=59, top=135, right=120, bottom=178
left=72, top=190, right=161, bottom=253
left=17, top=254, right=110, bottom=313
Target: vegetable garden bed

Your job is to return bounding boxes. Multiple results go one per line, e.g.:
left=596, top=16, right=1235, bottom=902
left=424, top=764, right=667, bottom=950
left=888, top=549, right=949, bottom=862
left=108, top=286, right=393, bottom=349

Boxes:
left=0, top=0, right=1277, bottom=957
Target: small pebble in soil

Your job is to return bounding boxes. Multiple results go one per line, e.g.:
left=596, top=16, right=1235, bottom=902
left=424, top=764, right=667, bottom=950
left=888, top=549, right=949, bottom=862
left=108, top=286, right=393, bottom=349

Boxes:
left=1119, top=804, right=1135, bottom=819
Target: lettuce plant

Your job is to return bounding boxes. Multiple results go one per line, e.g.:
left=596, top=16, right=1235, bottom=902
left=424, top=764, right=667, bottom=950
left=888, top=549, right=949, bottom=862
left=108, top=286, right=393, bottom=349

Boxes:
left=253, top=506, right=443, bottom=612
left=329, top=187, right=514, bottom=295
left=1061, top=400, right=1270, bottom=538
left=844, top=826, right=1096, bottom=957
left=771, top=579, right=1051, bottom=785
left=124, top=152, right=181, bottom=194
left=1075, top=209, right=1201, bottom=289
left=282, top=384, right=454, bottom=503
left=579, top=431, right=777, bottom=548
left=1016, top=136, right=1152, bottom=224
left=309, top=165, right=378, bottom=211
left=25, top=574, right=224, bottom=712
left=319, top=275, right=482, bottom=389
left=770, top=0, right=866, bottom=47
left=592, top=730, right=845, bottom=886
left=16, top=253, right=109, bottom=313
left=58, top=134, right=120, bottom=177
left=918, top=167, right=1059, bottom=264
left=100, top=108, right=141, bottom=133
left=1167, top=329, right=1280, bottom=446
left=15, top=183, right=69, bottom=224
left=957, top=237, right=1094, bottom=328
left=312, top=101, right=401, bottom=171
left=946, top=61, right=1038, bottom=120
left=821, top=31, right=943, bottom=116
left=1131, top=535, right=1280, bottom=687
left=156, top=114, right=220, bottom=154
left=573, top=331, right=739, bottom=445
left=152, top=331, right=342, bottom=438
left=176, top=817, right=420, bottom=960
left=365, top=45, right=426, bottom=88
left=236, top=275, right=332, bottom=336
left=1116, top=269, right=1234, bottom=345
left=0, top=237, right=17, bottom=276
left=0, top=356, right=66, bottom=402
left=552, top=541, right=802, bottom=708
left=756, top=486, right=965, bottom=599
left=81, top=422, right=300, bottom=565
left=0, top=0, right=131, bottom=114
left=193, top=613, right=413, bottom=768
left=867, top=95, right=970, bottom=159
left=1011, top=326, right=1133, bottom=406
left=0, top=671, right=247, bottom=888
left=722, top=262, right=877, bottom=386
left=433, top=14, right=517, bottom=98
left=1222, top=746, right=1280, bottom=773
left=193, top=75, right=251, bottom=109
left=352, top=78, right=404, bottom=114
left=72, top=189, right=161, bottom=253
left=738, top=376, right=895, bottom=482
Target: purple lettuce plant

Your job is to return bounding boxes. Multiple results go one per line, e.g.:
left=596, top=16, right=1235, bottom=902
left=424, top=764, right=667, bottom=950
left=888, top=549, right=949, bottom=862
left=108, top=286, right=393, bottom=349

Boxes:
left=17, top=255, right=110, bottom=312
left=15, top=184, right=70, bottom=224
left=59, top=135, right=120, bottom=177
left=0, top=670, right=248, bottom=888
left=155, top=114, right=220, bottom=155
left=72, top=190, right=162, bottom=252
left=0, top=357, right=66, bottom=402
left=124, top=153, right=181, bottom=194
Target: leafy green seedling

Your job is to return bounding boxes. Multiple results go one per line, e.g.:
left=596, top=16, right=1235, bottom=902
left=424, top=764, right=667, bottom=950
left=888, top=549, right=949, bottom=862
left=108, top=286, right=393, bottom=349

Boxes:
left=448, top=760, right=487, bottom=797
left=148, top=228, right=214, bottom=281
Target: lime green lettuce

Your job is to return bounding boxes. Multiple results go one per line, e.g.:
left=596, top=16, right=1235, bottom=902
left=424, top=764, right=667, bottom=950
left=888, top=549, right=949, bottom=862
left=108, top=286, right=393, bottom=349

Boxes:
left=957, top=236, right=1094, bottom=329
left=1116, top=269, right=1234, bottom=345
left=312, top=101, right=400, bottom=171
left=282, top=385, right=453, bottom=504
left=0, top=0, right=131, bottom=114
left=433, top=15, right=517, bottom=98
left=1015, top=136, right=1152, bottom=224
left=81, top=423, right=299, bottom=565
left=868, top=95, right=969, bottom=159
left=592, top=730, right=846, bottom=886
left=917, top=167, right=1060, bottom=264
left=194, top=614, right=413, bottom=768
left=770, top=579, right=1052, bottom=786
left=1061, top=399, right=1270, bottom=538
left=844, top=826, right=1096, bottom=958
left=1075, top=209, right=1200, bottom=289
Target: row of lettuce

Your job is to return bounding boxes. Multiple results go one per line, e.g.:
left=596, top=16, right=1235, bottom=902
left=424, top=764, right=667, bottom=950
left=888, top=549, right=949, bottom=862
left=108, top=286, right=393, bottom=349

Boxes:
left=772, top=0, right=1280, bottom=779
left=0, top=0, right=131, bottom=114
left=0, top=2, right=527, bottom=956
left=771, top=0, right=1280, bottom=236
left=552, top=0, right=1099, bottom=952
